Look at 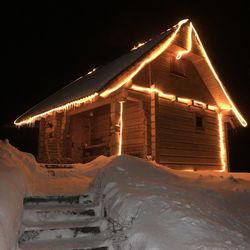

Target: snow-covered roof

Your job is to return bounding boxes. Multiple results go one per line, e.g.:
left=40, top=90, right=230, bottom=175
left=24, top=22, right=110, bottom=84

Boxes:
left=15, top=28, right=174, bottom=124
left=15, top=19, right=247, bottom=127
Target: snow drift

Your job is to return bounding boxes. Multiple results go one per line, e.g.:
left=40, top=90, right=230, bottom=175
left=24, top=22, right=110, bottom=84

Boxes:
left=0, top=140, right=250, bottom=249
left=0, top=139, right=38, bottom=250
left=93, top=155, right=250, bottom=249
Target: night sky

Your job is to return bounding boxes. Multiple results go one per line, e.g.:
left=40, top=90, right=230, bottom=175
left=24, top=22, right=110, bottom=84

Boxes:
left=1, top=1, right=249, bottom=171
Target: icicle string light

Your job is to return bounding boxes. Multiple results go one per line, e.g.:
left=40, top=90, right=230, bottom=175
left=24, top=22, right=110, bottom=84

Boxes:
left=15, top=19, right=246, bottom=128
left=100, top=19, right=189, bottom=98
left=118, top=101, right=124, bottom=156
left=218, top=113, right=226, bottom=171
left=14, top=93, right=98, bottom=126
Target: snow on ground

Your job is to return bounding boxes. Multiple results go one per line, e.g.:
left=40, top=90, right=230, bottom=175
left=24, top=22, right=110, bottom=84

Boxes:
left=93, top=156, right=250, bottom=249
left=32, top=155, right=114, bottom=195
left=0, top=140, right=250, bottom=249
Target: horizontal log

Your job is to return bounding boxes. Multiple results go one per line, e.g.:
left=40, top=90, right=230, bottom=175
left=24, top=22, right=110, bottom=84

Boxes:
left=160, top=163, right=221, bottom=170
left=159, top=140, right=220, bottom=152
left=159, top=99, right=217, bottom=116
left=159, top=122, right=218, bottom=136
left=159, top=148, right=220, bottom=158
left=159, top=155, right=221, bottom=165
left=159, top=133, right=219, bottom=146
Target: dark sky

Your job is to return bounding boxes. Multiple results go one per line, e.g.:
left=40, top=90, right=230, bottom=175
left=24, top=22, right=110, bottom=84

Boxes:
left=1, top=1, right=250, bottom=171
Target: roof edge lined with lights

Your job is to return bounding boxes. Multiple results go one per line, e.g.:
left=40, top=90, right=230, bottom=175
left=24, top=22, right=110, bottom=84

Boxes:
left=14, top=19, right=247, bottom=128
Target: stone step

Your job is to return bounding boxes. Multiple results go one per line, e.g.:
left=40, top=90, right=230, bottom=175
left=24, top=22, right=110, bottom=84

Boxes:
left=23, top=208, right=97, bottom=224
left=24, top=195, right=92, bottom=207
left=19, top=235, right=111, bottom=250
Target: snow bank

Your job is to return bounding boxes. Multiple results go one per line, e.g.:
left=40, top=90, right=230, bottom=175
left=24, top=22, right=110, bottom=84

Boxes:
left=94, top=155, right=250, bottom=249
left=0, top=139, right=38, bottom=250
left=0, top=140, right=114, bottom=249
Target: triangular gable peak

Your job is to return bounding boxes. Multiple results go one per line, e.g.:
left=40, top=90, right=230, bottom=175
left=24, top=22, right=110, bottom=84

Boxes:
left=101, top=20, right=247, bottom=127
left=14, top=19, right=247, bottom=127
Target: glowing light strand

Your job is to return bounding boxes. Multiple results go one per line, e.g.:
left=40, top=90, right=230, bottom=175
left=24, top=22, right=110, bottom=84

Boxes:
left=15, top=19, right=246, bottom=128
left=100, top=19, right=189, bottom=98
left=218, top=113, right=226, bottom=171
left=131, top=84, right=218, bottom=110
left=176, top=21, right=193, bottom=60
left=131, top=42, right=146, bottom=51
left=191, top=23, right=247, bottom=127
left=14, top=93, right=99, bottom=126
left=118, top=101, right=124, bottom=155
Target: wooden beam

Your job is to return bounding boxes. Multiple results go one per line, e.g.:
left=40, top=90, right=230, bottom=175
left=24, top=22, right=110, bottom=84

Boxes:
left=110, top=98, right=122, bottom=155
left=67, top=97, right=111, bottom=116
left=150, top=84, right=159, bottom=162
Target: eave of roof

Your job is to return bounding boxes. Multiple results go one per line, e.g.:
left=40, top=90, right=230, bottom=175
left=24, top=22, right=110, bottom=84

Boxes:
left=15, top=24, right=177, bottom=125
left=14, top=19, right=247, bottom=127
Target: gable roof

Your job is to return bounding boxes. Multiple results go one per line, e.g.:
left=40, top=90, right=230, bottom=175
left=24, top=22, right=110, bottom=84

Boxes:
left=15, top=19, right=247, bottom=127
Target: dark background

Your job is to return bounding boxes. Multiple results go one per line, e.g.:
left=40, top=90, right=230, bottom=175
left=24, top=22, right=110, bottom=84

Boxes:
left=1, top=1, right=249, bottom=171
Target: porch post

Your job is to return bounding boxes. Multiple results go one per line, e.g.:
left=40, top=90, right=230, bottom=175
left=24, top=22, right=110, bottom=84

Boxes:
left=110, top=96, right=126, bottom=156
left=150, top=84, right=159, bottom=162
left=110, top=99, right=121, bottom=155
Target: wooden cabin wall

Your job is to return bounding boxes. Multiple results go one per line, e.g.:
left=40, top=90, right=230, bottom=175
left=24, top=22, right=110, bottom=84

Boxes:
left=37, top=118, right=47, bottom=162
left=67, top=113, right=89, bottom=163
left=122, top=100, right=147, bottom=158
left=91, top=105, right=111, bottom=145
left=157, top=98, right=221, bottom=170
left=37, top=112, right=66, bottom=163
left=66, top=104, right=111, bottom=163
left=132, top=51, right=216, bottom=105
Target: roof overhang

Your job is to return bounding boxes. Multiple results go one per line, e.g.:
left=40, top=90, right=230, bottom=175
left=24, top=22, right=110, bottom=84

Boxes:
left=14, top=19, right=247, bottom=128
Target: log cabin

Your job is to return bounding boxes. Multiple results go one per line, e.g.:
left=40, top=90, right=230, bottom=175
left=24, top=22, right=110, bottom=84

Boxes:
left=15, top=19, right=247, bottom=171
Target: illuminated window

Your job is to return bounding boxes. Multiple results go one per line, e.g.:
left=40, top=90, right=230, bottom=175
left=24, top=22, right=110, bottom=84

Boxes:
left=171, top=57, right=186, bottom=77
left=195, top=115, right=204, bottom=128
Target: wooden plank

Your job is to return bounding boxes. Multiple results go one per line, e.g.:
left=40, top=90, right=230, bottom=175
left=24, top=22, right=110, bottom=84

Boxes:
left=159, top=155, right=221, bottom=165
left=159, top=163, right=221, bottom=170
left=150, top=89, right=159, bottom=161
left=109, top=99, right=120, bottom=155
left=159, top=133, right=218, bottom=146
left=159, top=141, right=220, bottom=152
left=159, top=148, right=220, bottom=158
left=122, top=100, right=146, bottom=158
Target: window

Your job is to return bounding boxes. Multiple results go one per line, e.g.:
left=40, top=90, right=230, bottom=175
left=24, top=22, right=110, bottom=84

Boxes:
left=195, top=115, right=204, bottom=129
left=171, top=57, right=186, bottom=77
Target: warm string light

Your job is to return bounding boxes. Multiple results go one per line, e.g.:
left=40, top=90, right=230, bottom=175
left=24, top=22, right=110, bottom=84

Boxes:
left=176, top=21, right=193, bottom=60
left=191, top=23, right=247, bottom=127
left=131, top=42, right=146, bottom=51
left=130, top=85, right=176, bottom=101
left=87, top=68, right=97, bottom=75
left=218, top=113, right=226, bottom=171
left=131, top=84, right=218, bottom=110
left=14, top=93, right=99, bottom=126
left=118, top=101, right=124, bottom=156
left=193, top=100, right=207, bottom=109
left=100, top=19, right=189, bottom=98
left=177, top=97, right=192, bottom=105
left=15, top=19, right=246, bottom=129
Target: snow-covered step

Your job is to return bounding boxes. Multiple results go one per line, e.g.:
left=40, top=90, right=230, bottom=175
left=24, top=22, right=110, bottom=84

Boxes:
left=41, top=164, right=75, bottom=169
left=19, top=193, right=110, bottom=250
left=24, top=195, right=92, bottom=207
left=19, top=235, right=111, bottom=250
left=20, top=225, right=101, bottom=243
left=23, top=207, right=96, bottom=223
left=22, top=217, right=108, bottom=232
